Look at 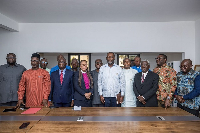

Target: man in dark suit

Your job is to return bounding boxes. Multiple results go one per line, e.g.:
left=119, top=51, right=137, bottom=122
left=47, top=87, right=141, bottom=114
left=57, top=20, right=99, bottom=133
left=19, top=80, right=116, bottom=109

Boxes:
left=49, top=58, right=74, bottom=107
left=133, top=60, right=159, bottom=107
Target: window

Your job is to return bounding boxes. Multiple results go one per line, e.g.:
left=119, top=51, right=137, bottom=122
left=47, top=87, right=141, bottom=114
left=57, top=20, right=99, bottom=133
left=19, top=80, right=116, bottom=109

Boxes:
left=117, top=54, right=140, bottom=67
left=68, top=53, right=91, bottom=70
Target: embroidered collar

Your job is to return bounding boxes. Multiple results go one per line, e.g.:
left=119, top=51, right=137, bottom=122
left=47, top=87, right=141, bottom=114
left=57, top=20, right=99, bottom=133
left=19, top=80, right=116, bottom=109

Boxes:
left=105, top=63, right=117, bottom=67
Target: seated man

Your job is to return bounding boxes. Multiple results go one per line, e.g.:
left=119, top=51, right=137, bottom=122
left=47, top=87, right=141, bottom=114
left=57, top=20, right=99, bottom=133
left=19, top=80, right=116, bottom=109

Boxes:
left=50, top=54, right=71, bottom=74
left=133, top=60, right=159, bottom=107
left=17, top=53, right=51, bottom=107
left=175, top=59, right=200, bottom=117
left=49, top=58, right=74, bottom=107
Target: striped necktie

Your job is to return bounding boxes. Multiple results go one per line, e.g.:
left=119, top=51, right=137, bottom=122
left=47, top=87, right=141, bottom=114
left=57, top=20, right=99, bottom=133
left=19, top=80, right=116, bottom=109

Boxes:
left=141, top=74, right=144, bottom=83
left=60, top=70, right=63, bottom=85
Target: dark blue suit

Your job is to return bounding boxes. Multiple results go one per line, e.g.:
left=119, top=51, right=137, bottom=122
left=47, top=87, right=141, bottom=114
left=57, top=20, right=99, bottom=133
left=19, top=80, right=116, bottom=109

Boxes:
left=73, top=71, right=93, bottom=107
left=49, top=69, right=74, bottom=107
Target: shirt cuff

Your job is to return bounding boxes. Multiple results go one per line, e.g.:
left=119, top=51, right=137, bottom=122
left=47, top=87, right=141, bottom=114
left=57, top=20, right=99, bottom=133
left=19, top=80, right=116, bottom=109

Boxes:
left=18, top=95, right=23, bottom=100
left=43, top=96, right=48, bottom=100
left=99, top=91, right=102, bottom=96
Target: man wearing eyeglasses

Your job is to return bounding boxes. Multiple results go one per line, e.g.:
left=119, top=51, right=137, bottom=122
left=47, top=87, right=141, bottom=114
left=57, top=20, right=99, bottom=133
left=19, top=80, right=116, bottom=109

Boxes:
left=16, top=53, right=51, bottom=108
left=0, top=53, right=26, bottom=106
left=40, top=58, right=50, bottom=73
left=91, top=59, right=104, bottom=107
left=153, top=54, right=177, bottom=109
left=174, top=59, right=200, bottom=117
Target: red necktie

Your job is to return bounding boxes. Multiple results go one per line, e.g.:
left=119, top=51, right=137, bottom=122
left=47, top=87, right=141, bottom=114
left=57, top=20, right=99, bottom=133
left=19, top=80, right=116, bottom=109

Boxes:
left=60, top=70, right=63, bottom=85
left=141, top=74, right=144, bottom=83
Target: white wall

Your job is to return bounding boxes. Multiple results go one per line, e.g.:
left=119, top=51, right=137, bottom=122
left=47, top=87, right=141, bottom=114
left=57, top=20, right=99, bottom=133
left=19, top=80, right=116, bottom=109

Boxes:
left=0, top=13, right=19, bottom=31
left=140, top=53, right=182, bottom=70
left=0, top=22, right=195, bottom=69
left=91, top=53, right=108, bottom=70
left=195, top=19, right=200, bottom=65
left=41, top=53, right=69, bottom=69
left=37, top=52, right=182, bottom=71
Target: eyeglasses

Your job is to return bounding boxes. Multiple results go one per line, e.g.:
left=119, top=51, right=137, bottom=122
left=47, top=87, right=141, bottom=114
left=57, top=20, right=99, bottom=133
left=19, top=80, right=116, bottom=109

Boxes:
left=155, top=57, right=164, bottom=60
left=31, top=60, right=39, bottom=62
left=41, top=61, right=48, bottom=64
left=96, top=62, right=102, bottom=65
left=180, top=65, right=188, bottom=68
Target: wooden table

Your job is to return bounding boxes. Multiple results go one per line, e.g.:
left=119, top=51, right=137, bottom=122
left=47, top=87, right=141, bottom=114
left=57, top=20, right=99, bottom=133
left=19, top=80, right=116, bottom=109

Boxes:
left=0, top=107, right=50, bottom=133
left=0, top=107, right=199, bottom=133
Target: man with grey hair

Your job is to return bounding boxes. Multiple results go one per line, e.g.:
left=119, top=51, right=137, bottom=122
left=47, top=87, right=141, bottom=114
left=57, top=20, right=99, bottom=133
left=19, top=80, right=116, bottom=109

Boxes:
left=133, top=60, right=159, bottom=107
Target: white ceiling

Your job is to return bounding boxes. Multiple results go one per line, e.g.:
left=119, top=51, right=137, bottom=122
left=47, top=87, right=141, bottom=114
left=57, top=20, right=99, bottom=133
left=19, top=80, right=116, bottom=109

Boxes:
left=0, top=0, right=200, bottom=23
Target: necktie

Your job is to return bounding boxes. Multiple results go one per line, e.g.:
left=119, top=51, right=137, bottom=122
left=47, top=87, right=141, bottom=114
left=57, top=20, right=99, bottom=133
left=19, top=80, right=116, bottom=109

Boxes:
left=141, top=74, right=144, bottom=83
left=60, top=70, right=63, bottom=85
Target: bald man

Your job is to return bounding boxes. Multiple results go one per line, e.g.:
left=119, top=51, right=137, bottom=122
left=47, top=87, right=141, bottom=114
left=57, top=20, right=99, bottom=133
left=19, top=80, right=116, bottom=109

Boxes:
left=175, top=59, right=200, bottom=117
left=131, top=56, right=142, bottom=72
left=50, top=54, right=71, bottom=74
left=0, top=53, right=26, bottom=106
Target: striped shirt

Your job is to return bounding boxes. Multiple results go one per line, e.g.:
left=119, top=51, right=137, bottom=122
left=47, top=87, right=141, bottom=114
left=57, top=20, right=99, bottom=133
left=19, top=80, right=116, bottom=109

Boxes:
left=18, top=68, right=51, bottom=107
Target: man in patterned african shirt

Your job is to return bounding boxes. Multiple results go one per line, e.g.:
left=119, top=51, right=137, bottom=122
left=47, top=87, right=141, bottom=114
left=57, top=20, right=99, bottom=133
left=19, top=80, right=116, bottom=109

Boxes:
left=153, top=54, right=177, bottom=109
left=175, top=59, right=200, bottom=117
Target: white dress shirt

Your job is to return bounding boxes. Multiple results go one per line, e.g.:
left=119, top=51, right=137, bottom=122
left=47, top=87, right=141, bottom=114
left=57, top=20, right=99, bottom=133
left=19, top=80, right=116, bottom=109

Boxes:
left=142, top=71, right=149, bottom=80
left=98, top=63, right=125, bottom=97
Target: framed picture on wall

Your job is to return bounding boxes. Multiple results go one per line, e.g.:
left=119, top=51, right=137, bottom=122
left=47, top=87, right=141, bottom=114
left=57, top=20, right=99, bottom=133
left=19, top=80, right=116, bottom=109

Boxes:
left=194, top=65, right=200, bottom=71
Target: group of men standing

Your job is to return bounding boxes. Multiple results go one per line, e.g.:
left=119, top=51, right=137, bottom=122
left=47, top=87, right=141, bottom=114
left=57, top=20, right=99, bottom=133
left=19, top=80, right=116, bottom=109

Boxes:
left=0, top=52, right=199, bottom=117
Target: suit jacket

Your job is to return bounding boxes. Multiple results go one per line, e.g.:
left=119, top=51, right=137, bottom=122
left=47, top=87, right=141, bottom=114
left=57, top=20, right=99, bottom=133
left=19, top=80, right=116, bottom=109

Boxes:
left=91, top=70, right=101, bottom=104
left=73, top=71, right=93, bottom=101
left=49, top=69, right=74, bottom=103
left=133, top=71, right=159, bottom=107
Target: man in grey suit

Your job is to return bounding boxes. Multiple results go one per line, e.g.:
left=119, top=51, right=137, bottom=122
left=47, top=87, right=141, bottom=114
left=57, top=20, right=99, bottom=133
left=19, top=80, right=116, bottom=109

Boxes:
left=0, top=53, right=26, bottom=106
left=91, top=59, right=104, bottom=107
left=133, top=60, right=159, bottom=107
